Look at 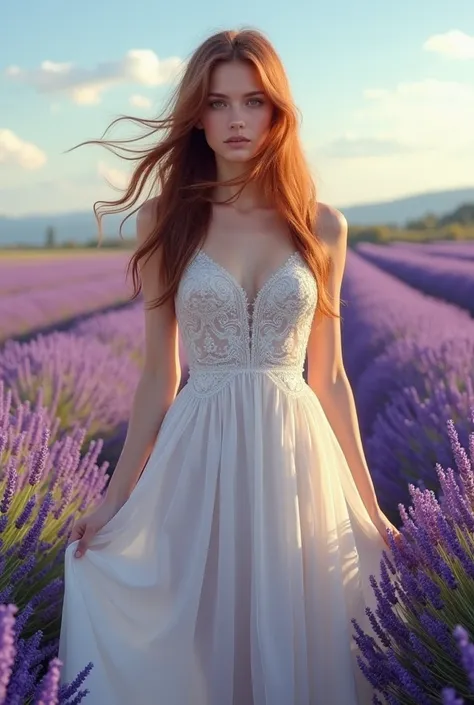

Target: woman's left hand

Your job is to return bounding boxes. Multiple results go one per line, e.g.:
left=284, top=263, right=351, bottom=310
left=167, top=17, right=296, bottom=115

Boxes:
left=370, top=507, right=402, bottom=547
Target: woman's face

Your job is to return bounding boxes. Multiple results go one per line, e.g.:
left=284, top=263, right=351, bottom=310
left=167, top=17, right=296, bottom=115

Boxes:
left=197, top=60, right=274, bottom=165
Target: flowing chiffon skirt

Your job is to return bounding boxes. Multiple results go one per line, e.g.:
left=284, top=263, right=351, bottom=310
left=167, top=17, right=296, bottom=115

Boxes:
left=59, top=371, right=387, bottom=705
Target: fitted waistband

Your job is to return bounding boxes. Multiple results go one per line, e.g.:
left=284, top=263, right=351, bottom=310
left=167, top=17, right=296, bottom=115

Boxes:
left=186, top=366, right=307, bottom=398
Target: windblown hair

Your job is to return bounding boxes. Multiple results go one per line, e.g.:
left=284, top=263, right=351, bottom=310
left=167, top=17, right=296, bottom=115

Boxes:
left=71, top=28, right=337, bottom=318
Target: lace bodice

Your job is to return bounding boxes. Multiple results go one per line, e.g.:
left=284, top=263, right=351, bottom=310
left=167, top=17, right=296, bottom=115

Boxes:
left=175, top=249, right=318, bottom=397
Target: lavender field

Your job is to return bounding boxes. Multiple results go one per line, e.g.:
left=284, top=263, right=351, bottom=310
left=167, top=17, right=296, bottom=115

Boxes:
left=341, top=250, right=474, bottom=519
left=356, top=241, right=474, bottom=315
left=392, top=239, right=474, bottom=262
left=1, top=244, right=474, bottom=703
left=0, top=251, right=133, bottom=342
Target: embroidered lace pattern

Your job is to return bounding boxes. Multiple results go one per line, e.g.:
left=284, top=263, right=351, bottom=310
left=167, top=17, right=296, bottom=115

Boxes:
left=175, top=250, right=318, bottom=398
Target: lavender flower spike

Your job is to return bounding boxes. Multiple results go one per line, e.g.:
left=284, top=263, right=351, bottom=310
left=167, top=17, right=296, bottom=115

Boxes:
left=0, top=604, right=17, bottom=701
left=35, top=656, right=62, bottom=705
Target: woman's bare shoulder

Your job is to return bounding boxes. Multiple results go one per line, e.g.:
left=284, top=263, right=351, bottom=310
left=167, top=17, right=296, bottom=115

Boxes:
left=314, top=202, right=348, bottom=249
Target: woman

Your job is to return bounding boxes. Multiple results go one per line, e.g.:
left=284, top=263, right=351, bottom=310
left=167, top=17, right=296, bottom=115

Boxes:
left=59, top=27, right=399, bottom=705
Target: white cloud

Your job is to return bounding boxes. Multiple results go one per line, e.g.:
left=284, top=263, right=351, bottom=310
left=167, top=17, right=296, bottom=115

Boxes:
left=423, top=30, right=474, bottom=60
left=0, top=129, right=47, bottom=170
left=97, top=161, right=130, bottom=190
left=319, top=78, right=474, bottom=162
left=314, top=73, right=474, bottom=205
left=0, top=172, right=131, bottom=217
left=123, top=50, right=183, bottom=85
left=321, top=134, right=415, bottom=159
left=129, top=94, right=152, bottom=108
left=5, top=50, right=185, bottom=105
left=321, top=27, right=474, bottom=165
left=353, top=79, right=474, bottom=152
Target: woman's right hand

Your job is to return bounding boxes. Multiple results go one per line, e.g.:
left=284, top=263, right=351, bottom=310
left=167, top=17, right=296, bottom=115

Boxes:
left=68, top=499, right=123, bottom=558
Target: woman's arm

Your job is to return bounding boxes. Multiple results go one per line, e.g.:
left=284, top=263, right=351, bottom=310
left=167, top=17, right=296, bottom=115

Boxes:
left=306, top=204, right=380, bottom=519
left=103, top=198, right=182, bottom=510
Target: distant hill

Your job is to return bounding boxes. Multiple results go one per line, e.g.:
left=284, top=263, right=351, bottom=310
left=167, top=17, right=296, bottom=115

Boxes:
left=339, top=187, right=474, bottom=226
left=0, top=210, right=135, bottom=247
left=438, top=203, right=474, bottom=226
left=0, top=186, right=473, bottom=246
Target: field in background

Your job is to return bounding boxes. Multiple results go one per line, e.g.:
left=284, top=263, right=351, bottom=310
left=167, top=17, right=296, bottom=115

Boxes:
left=0, top=250, right=133, bottom=342
left=0, top=247, right=133, bottom=260
left=0, top=239, right=472, bottom=513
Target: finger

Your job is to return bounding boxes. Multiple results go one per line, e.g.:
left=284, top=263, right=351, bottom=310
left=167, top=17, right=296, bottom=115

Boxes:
left=67, top=527, right=81, bottom=545
left=75, top=543, right=86, bottom=558
left=75, top=529, right=94, bottom=558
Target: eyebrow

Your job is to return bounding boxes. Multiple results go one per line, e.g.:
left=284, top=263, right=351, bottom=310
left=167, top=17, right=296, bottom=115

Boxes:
left=207, top=91, right=265, bottom=98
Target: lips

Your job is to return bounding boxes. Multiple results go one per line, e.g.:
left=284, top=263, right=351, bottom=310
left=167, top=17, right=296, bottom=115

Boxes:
left=224, top=137, right=250, bottom=143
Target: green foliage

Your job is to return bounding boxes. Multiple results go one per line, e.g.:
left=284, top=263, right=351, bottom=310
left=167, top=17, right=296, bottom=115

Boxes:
left=439, top=204, right=474, bottom=227
left=349, top=201, right=474, bottom=246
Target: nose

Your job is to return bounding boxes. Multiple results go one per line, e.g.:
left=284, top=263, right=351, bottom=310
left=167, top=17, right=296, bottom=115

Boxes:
left=230, top=120, right=245, bottom=129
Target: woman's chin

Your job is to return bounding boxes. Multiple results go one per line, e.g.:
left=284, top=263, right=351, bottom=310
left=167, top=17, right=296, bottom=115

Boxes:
left=217, top=149, right=255, bottom=164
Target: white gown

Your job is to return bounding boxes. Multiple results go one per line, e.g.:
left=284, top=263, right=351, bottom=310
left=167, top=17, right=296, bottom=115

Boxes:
left=59, top=248, right=388, bottom=705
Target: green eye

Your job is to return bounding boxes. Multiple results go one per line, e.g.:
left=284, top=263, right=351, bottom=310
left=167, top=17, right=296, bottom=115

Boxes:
left=209, top=98, right=264, bottom=109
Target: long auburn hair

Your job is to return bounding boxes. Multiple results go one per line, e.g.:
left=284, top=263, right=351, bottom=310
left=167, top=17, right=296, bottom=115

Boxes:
left=72, top=28, right=337, bottom=318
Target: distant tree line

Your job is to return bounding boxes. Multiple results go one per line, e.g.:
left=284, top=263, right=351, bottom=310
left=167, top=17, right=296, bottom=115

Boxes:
left=37, top=201, right=474, bottom=251
left=348, top=202, right=474, bottom=246
left=43, top=227, right=133, bottom=250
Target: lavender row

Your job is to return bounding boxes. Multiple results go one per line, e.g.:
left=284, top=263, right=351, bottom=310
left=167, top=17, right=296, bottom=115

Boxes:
left=392, top=240, right=474, bottom=262
left=341, top=251, right=474, bottom=518
left=0, top=330, right=141, bottom=447
left=72, top=302, right=189, bottom=382
left=0, top=302, right=189, bottom=468
left=0, top=253, right=129, bottom=295
left=356, top=242, right=474, bottom=316
left=0, top=383, right=103, bottom=702
left=0, top=273, right=134, bottom=343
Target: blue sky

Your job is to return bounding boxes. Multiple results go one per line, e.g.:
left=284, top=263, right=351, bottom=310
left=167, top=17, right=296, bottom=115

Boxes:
left=1, top=0, right=473, bottom=217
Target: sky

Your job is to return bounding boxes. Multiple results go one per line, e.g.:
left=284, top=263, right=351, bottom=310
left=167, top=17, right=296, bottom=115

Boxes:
left=1, top=0, right=473, bottom=218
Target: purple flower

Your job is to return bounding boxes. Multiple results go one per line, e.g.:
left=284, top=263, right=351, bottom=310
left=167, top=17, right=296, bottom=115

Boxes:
left=436, top=514, right=474, bottom=579
left=0, top=460, right=19, bottom=514
left=15, top=494, right=37, bottom=529
left=35, top=656, right=61, bottom=705
left=58, top=661, right=94, bottom=703
left=379, top=560, right=398, bottom=606
left=386, top=649, right=432, bottom=704
left=10, top=554, right=36, bottom=585
left=0, top=605, right=17, bottom=701
left=442, top=687, right=464, bottom=705
left=0, top=384, right=106, bottom=701
left=364, top=607, right=391, bottom=649
left=356, top=409, right=474, bottom=703
left=17, top=493, right=53, bottom=560
left=416, top=570, right=444, bottom=610
left=28, top=430, right=49, bottom=486
left=447, top=420, right=474, bottom=505
left=437, top=465, right=474, bottom=533
left=0, top=598, right=94, bottom=704
left=453, top=625, right=474, bottom=691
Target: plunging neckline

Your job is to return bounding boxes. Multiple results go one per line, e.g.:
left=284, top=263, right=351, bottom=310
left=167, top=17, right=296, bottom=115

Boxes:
left=197, top=249, right=300, bottom=312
